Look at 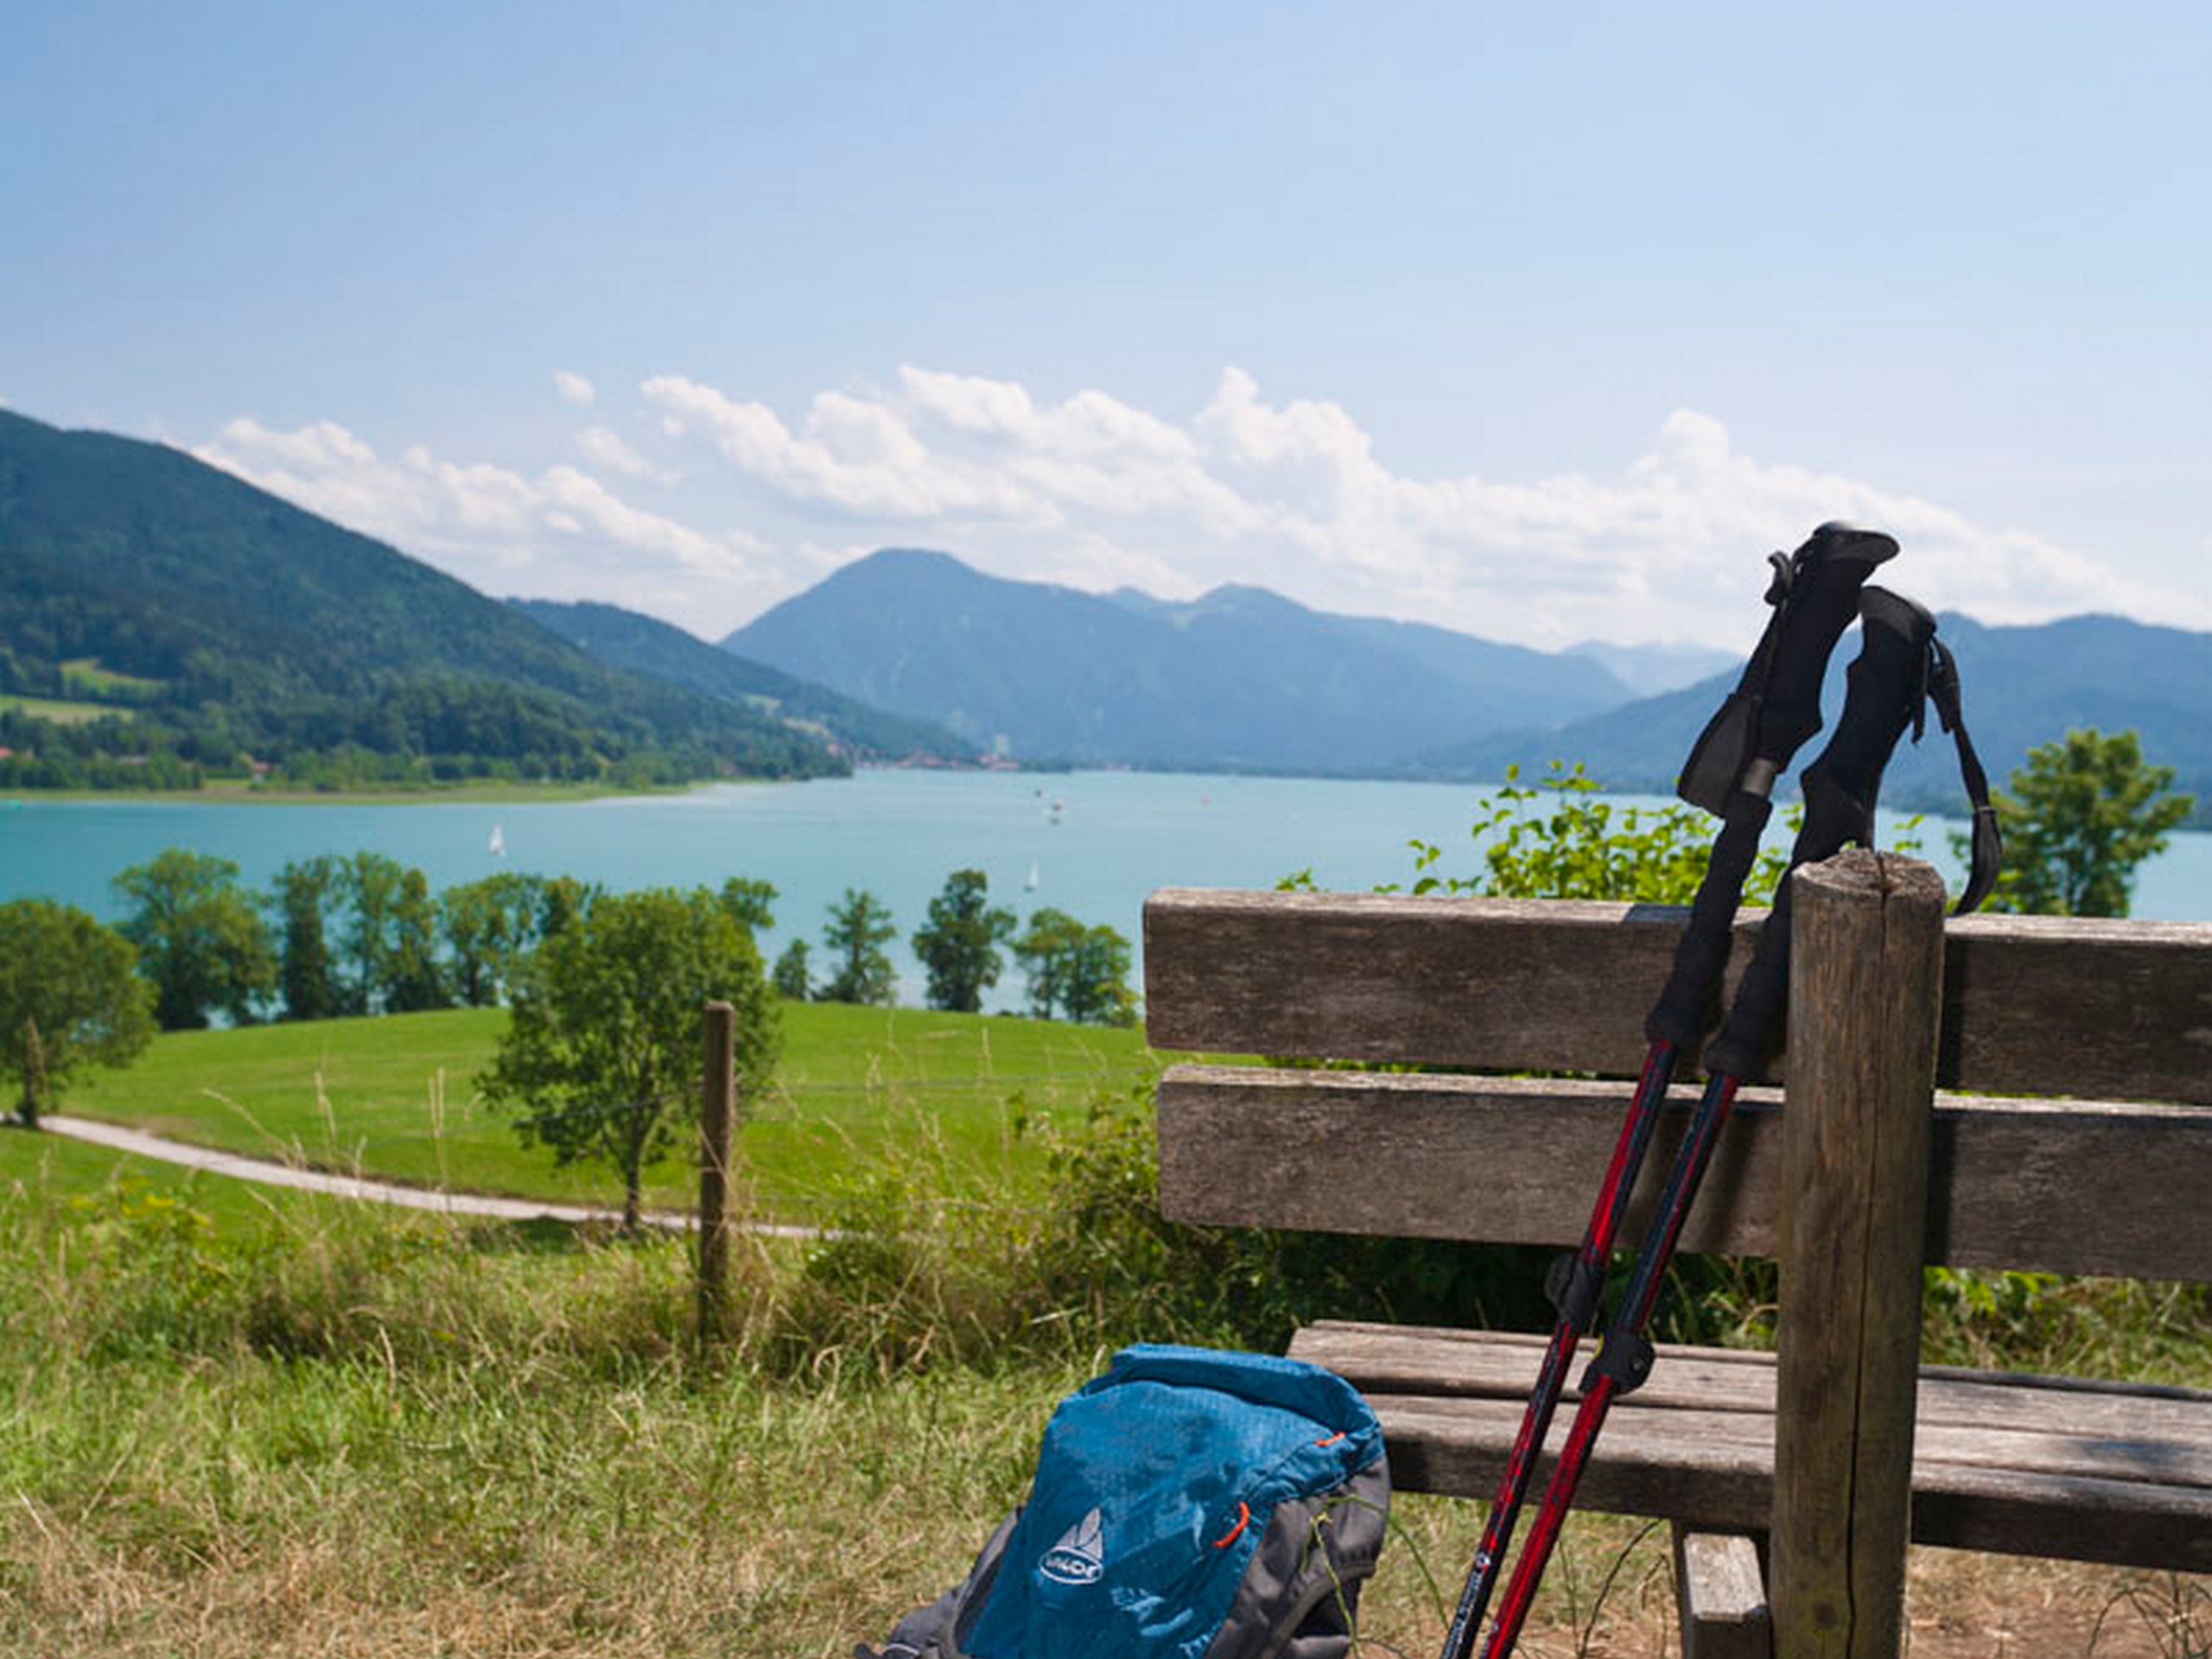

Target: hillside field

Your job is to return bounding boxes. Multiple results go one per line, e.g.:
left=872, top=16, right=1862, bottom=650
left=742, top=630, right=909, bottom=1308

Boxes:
left=50, top=1001, right=1176, bottom=1224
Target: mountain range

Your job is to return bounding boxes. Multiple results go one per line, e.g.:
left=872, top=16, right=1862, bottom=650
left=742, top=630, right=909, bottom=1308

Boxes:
left=510, top=597, right=969, bottom=763
left=1430, top=609, right=2212, bottom=819
left=721, top=548, right=1643, bottom=772
left=0, top=410, right=957, bottom=787
left=721, top=549, right=2212, bottom=823
left=3, top=406, right=2206, bottom=823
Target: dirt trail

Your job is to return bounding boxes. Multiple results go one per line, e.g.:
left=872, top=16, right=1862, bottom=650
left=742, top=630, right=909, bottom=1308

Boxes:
left=38, top=1115, right=818, bottom=1238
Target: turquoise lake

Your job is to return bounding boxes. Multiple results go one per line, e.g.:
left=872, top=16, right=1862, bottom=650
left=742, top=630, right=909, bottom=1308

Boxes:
left=4, top=769, right=2208, bottom=1009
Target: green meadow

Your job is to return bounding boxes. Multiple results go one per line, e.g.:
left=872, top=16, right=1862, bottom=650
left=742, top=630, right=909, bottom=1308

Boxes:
left=55, top=1001, right=1174, bottom=1223
left=9, top=1004, right=2209, bottom=1655
left=60, top=656, right=168, bottom=699
left=0, top=1122, right=312, bottom=1228
left=0, top=692, right=113, bottom=725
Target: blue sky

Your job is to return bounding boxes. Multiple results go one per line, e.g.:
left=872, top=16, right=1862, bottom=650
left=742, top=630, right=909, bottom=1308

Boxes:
left=5, top=1, right=2207, bottom=650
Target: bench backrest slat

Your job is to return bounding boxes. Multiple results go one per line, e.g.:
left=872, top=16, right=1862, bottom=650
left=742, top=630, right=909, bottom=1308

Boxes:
left=1157, top=1065, right=2212, bottom=1281
left=1144, top=888, right=2212, bottom=1105
left=1145, top=887, right=2212, bottom=1285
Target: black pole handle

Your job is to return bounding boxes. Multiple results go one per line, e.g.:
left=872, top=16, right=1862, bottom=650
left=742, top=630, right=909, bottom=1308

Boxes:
left=1645, top=525, right=1897, bottom=1048
left=1754, top=524, right=1904, bottom=766
left=1676, top=523, right=1898, bottom=817
left=1704, top=587, right=1936, bottom=1080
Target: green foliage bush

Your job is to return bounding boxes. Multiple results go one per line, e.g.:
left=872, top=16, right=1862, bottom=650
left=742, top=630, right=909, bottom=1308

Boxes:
left=1403, top=761, right=1792, bottom=906
left=1020, top=1089, right=1555, bottom=1351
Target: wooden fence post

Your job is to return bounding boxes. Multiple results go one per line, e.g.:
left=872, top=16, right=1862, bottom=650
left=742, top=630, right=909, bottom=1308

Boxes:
left=1771, top=850, right=1946, bottom=1659
left=697, top=1000, right=736, bottom=1347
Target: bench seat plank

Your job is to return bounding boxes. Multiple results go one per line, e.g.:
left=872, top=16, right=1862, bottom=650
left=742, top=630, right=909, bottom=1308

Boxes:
left=1293, top=1325, right=2212, bottom=1444
left=1292, top=1322, right=2212, bottom=1571
left=1159, top=1065, right=2212, bottom=1280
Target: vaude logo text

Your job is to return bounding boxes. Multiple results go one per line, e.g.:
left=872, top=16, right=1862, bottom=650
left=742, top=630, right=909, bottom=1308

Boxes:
left=1039, top=1506, right=1105, bottom=1585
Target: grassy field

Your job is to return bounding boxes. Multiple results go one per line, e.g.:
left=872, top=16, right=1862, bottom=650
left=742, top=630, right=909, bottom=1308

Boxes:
left=14, top=1006, right=2210, bottom=1656
left=3, top=1141, right=2204, bottom=1658
left=57, top=1002, right=1173, bottom=1223
left=0, top=1122, right=324, bottom=1229
left=58, top=657, right=167, bottom=700
left=0, top=692, right=114, bottom=725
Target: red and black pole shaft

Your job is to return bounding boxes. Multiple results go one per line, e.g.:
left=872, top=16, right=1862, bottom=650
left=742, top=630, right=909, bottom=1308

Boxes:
left=1433, top=1039, right=1676, bottom=1657
left=1474, top=588, right=1949, bottom=1659
left=1436, top=524, right=1897, bottom=1659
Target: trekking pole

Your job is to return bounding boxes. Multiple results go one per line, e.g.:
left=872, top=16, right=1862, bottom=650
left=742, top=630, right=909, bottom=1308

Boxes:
left=1436, top=523, right=1897, bottom=1659
left=1473, top=588, right=2000, bottom=1659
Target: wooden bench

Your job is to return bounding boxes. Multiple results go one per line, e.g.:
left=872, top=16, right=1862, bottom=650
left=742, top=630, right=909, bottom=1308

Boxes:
left=1143, top=856, right=2212, bottom=1656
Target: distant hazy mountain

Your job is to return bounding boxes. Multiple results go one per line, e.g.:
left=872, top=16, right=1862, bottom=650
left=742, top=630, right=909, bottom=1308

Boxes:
left=0, top=408, right=841, bottom=785
left=1427, top=611, right=2212, bottom=823
left=511, top=597, right=974, bottom=763
left=720, top=548, right=1637, bottom=772
left=1565, top=639, right=1738, bottom=698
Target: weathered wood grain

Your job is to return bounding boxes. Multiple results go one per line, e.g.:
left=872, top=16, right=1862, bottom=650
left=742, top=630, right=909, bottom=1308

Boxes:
left=1143, top=887, right=2212, bottom=1103
left=1156, top=877, right=2212, bottom=1598
left=1774, top=853, right=1945, bottom=1659
left=1368, top=1385, right=2212, bottom=1495
left=1289, top=1323, right=2212, bottom=1446
left=1156, top=1065, right=2212, bottom=1280
left=1675, top=1526, right=1771, bottom=1659
left=1288, top=1325, right=2212, bottom=1571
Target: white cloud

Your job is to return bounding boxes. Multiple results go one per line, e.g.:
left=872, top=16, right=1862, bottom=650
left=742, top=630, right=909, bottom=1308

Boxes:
left=554, top=370, right=596, bottom=407
left=640, top=372, right=1046, bottom=521
left=194, top=416, right=777, bottom=632
left=634, top=364, right=2203, bottom=647
left=576, top=423, right=679, bottom=484
left=191, top=366, right=2208, bottom=652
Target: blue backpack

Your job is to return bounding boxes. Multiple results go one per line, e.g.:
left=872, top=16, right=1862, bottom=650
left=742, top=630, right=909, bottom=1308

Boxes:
left=859, top=1344, right=1389, bottom=1659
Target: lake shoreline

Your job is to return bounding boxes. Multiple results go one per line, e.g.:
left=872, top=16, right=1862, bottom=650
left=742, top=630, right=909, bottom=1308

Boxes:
left=6, top=772, right=2206, bottom=984
left=2, top=778, right=737, bottom=808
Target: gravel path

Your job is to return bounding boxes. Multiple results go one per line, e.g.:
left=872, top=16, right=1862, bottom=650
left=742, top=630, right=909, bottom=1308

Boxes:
left=38, top=1115, right=820, bottom=1238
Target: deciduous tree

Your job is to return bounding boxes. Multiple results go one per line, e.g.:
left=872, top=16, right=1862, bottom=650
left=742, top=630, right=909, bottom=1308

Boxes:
left=479, top=887, right=779, bottom=1230
left=1013, top=907, right=1137, bottom=1027
left=821, top=888, right=898, bottom=1006
left=1969, top=728, right=2194, bottom=917
left=384, top=867, right=448, bottom=1012
left=337, top=851, right=408, bottom=1015
left=912, top=868, right=1015, bottom=1013
left=1406, top=762, right=1790, bottom=905
left=718, top=877, right=779, bottom=936
left=440, top=871, right=545, bottom=1007
left=0, top=899, right=156, bottom=1125
left=270, top=856, right=340, bottom=1021
left=112, top=848, right=276, bottom=1029
left=772, top=938, right=813, bottom=1001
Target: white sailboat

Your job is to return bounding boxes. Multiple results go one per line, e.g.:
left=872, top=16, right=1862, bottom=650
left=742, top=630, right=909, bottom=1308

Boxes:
left=488, top=823, right=505, bottom=857
left=1024, top=860, right=1041, bottom=892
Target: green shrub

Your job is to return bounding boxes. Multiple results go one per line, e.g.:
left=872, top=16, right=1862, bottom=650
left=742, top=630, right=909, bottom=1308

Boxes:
left=1023, top=1088, right=1556, bottom=1352
left=1408, top=761, right=1791, bottom=905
